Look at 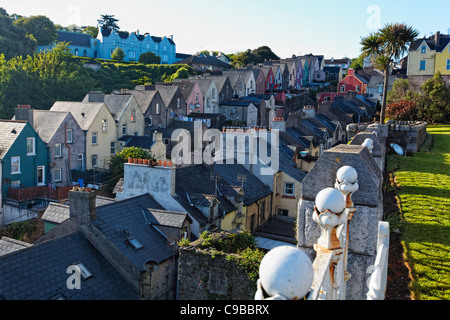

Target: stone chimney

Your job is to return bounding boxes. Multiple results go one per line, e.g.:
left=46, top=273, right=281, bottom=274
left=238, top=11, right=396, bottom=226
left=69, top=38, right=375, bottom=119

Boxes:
left=153, top=130, right=163, bottom=143
left=15, top=105, right=33, bottom=126
left=87, top=91, right=105, bottom=102
left=271, top=117, right=286, bottom=132
left=435, top=31, right=440, bottom=47
left=302, top=105, right=315, bottom=119
left=69, top=188, right=97, bottom=223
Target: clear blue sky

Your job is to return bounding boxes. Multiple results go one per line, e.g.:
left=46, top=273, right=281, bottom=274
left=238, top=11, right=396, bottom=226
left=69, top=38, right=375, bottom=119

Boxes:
left=2, top=0, right=450, bottom=59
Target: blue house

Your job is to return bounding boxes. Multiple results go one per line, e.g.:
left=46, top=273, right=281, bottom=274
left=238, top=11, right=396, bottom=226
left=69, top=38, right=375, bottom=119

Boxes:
left=39, top=28, right=177, bottom=64
left=0, top=119, right=49, bottom=221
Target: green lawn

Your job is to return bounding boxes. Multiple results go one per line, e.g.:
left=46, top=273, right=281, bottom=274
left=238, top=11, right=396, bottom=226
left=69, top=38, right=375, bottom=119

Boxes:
left=392, top=125, right=450, bottom=300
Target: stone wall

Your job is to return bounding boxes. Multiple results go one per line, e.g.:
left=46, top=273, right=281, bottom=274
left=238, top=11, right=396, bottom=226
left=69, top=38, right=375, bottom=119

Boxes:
left=177, top=238, right=256, bottom=300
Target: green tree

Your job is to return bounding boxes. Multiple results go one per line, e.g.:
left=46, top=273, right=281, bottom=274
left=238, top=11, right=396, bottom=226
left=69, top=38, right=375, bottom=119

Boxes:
left=349, top=54, right=364, bottom=73
left=82, top=26, right=99, bottom=38
left=416, top=72, right=450, bottom=124
left=14, top=15, right=57, bottom=46
left=360, top=23, right=419, bottom=124
left=0, top=14, right=37, bottom=60
left=97, top=14, right=119, bottom=32
left=107, top=147, right=153, bottom=192
left=252, top=45, right=279, bottom=63
left=233, top=49, right=256, bottom=67
left=138, top=51, right=161, bottom=64
left=111, top=47, right=125, bottom=62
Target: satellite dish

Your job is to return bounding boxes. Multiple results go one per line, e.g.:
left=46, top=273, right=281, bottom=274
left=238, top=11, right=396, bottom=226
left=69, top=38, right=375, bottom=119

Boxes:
left=143, top=259, right=159, bottom=273
left=390, top=143, right=404, bottom=155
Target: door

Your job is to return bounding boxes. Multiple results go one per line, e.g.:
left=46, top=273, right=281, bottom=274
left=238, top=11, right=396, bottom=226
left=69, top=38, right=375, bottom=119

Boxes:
left=37, top=165, right=45, bottom=186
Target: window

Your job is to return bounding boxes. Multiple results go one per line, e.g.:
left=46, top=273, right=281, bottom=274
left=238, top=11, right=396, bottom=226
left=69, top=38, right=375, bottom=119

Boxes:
left=27, top=137, right=35, bottom=155
left=54, top=168, right=62, bottom=182
left=113, top=40, right=117, bottom=47
left=67, top=129, right=73, bottom=143
left=146, top=43, right=150, bottom=49
left=130, top=110, right=135, bottom=122
left=122, top=40, right=126, bottom=47
left=212, top=89, right=216, bottom=99
left=340, top=85, right=345, bottom=92
left=102, top=120, right=107, bottom=132
left=421, top=45, right=426, bottom=53
left=110, top=141, right=115, bottom=154
left=55, top=143, right=62, bottom=158
left=156, top=103, right=160, bottom=114
left=92, top=132, right=98, bottom=144
left=356, top=85, right=360, bottom=92
left=195, top=92, right=199, bottom=103
left=122, top=124, right=127, bottom=135
left=278, top=208, right=289, bottom=216
left=74, top=262, right=93, bottom=280
left=162, top=54, right=168, bottom=62
left=447, top=59, right=450, bottom=71
left=155, top=44, right=159, bottom=50
left=11, top=181, right=20, bottom=188
left=177, top=98, right=181, bottom=109
left=91, top=155, right=98, bottom=167
left=131, top=41, right=135, bottom=48
left=37, top=166, right=45, bottom=185
left=129, top=51, right=136, bottom=59
left=148, top=116, right=152, bottom=126
left=75, top=49, right=79, bottom=56
left=420, top=60, right=426, bottom=71
left=163, top=45, right=167, bottom=51
left=11, top=156, right=20, bottom=174
left=284, top=182, right=294, bottom=196
left=378, top=85, right=383, bottom=93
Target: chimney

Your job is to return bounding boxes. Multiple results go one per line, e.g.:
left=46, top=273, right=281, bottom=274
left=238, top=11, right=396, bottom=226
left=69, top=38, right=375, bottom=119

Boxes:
left=87, top=91, right=105, bottom=102
left=302, top=105, right=316, bottom=119
left=153, top=130, right=163, bottom=142
left=15, top=105, right=34, bottom=127
left=435, top=31, right=440, bottom=47
left=69, top=188, right=97, bottom=223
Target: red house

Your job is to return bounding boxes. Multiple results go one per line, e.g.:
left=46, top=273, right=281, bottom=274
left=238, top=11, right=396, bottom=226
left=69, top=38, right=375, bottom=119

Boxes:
left=337, top=68, right=369, bottom=94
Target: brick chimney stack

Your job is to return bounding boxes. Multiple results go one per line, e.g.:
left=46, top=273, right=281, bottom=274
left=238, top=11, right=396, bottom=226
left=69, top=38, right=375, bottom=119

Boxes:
left=69, top=188, right=97, bottom=223
left=435, top=31, right=440, bottom=47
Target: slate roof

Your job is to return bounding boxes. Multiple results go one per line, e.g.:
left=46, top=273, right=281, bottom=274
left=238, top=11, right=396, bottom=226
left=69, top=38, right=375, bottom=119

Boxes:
left=187, top=78, right=215, bottom=95
left=50, top=102, right=105, bottom=131
left=144, top=209, right=192, bottom=228
left=154, top=84, right=180, bottom=107
left=410, top=34, right=450, bottom=52
left=0, top=237, right=32, bottom=257
left=0, top=120, right=27, bottom=159
left=0, top=231, right=140, bottom=300
left=91, top=194, right=174, bottom=269
left=220, top=100, right=255, bottom=107
left=126, top=89, right=162, bottom=114
left=41, top=197, right=116, bottom=225
left=31, top=110, right=70, bottom=143
left=118, top=135, right=155, bottom=149
left=212, top=163, right=272, bottom=206
left=174, top=55, right=232, bottom=69
left=56, top=31, right=92, bottom=48
left=172, top=165, right=237, bottom=226
left=83, top=93, right=133, bottom=122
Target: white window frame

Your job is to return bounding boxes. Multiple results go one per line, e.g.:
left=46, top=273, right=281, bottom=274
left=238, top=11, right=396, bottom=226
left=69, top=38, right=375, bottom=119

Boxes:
left=27, top=137, right=35, bottom=155
left=37, top=165, right=45, bottom=186
left=122, top=124, right=127, bottom=135
left=11, top=156, right=20, bottom=174
left=55, top=143, right=62, bottom=158
left=67, top=128, right=73, bottom=143
left=92, top=132, right=98, bottom=145
left=91, top=155, right=98, bottom=167
left=284, top=182, right=295, bottom=196
left=156, top=103, right=160, bottom=115
left=110, top=141, right=116, bottom=155
left=54, top=168, right=62, bottom=182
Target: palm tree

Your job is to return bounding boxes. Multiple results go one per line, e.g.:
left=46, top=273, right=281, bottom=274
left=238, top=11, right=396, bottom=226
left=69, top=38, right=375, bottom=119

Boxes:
left=361, top=23, right=419, bottom=124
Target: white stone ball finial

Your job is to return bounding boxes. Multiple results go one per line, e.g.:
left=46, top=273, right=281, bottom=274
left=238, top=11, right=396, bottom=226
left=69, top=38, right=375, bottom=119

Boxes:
left=315, top=187, right=346, bottom=214
left=334, top=166, right=359, bottom=207
left=257, top=246, right=314, bottom=300
left=362, top=138, right=374, bottom=153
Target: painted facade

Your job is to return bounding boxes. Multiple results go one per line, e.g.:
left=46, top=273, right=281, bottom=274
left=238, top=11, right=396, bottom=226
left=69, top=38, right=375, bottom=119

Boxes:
left=0, top=120, right=48, bottom=208
left=50, top=102, right=117, bottom=171
left=172, top=81, right=204, bottom=115
left=337, top=68, right=368, bottom=94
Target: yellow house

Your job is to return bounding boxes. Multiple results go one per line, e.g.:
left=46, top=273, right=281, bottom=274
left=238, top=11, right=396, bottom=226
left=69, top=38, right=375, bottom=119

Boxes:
left=272, top=171, right=302, bottom=219
left=435, top=41, right=450, bottom=75
left=50, top=101, right=117, bottom=171
left=407, top=32, right=450, bottom=76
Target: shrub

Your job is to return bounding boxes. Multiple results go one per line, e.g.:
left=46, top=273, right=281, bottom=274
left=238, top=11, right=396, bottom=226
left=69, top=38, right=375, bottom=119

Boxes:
left=385, top=99, right=417, bottom=121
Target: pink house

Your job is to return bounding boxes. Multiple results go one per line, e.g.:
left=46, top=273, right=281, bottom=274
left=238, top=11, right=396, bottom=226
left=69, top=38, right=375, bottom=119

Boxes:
left=173, top=80, right=204, bottom=114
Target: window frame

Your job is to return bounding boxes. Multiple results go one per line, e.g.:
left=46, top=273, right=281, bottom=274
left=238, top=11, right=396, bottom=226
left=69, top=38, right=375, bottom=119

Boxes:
left=55, top=143, right=62, bottom=158
left=11, top=156, right=20, bottom=174
left=27, top=137, right=35, bottom=155
left=284, top=182, right=295, bottom=196
left=54, top=168, right=62, bottom=182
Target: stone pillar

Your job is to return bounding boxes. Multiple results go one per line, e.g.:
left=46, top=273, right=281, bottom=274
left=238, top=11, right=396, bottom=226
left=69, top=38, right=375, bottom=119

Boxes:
left=297, top=144, right=383, bottom=300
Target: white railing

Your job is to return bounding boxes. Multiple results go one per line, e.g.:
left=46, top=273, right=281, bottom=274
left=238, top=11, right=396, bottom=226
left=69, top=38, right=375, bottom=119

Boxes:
left=366, top=221, right=390, bottom=300
left=255, top=165, right=389, bottom=300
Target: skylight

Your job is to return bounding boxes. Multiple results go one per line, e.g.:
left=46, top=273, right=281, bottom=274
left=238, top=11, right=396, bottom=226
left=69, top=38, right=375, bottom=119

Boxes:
left=75, top=262, right=93, bottom=280
left=127, top=237, right=143, bottom=250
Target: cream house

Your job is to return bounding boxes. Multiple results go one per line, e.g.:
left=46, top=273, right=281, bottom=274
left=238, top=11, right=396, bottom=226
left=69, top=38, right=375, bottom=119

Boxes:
left=83, top=92, right=145, bottom=139
left=50, top=101, right=117, bottom=171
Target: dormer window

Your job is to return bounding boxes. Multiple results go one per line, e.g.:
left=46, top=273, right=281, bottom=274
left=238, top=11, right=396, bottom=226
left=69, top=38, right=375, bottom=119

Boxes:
left=421, top=45, right=426, bottom=53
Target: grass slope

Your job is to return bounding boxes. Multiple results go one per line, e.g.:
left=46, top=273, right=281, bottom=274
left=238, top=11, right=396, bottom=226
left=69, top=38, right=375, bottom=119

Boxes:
left=393, top=125, right=450, bottom=300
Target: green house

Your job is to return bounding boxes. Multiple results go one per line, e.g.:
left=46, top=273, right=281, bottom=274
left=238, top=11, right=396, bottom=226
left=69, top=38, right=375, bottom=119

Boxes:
left=0, top=120, right=49, bottom=209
